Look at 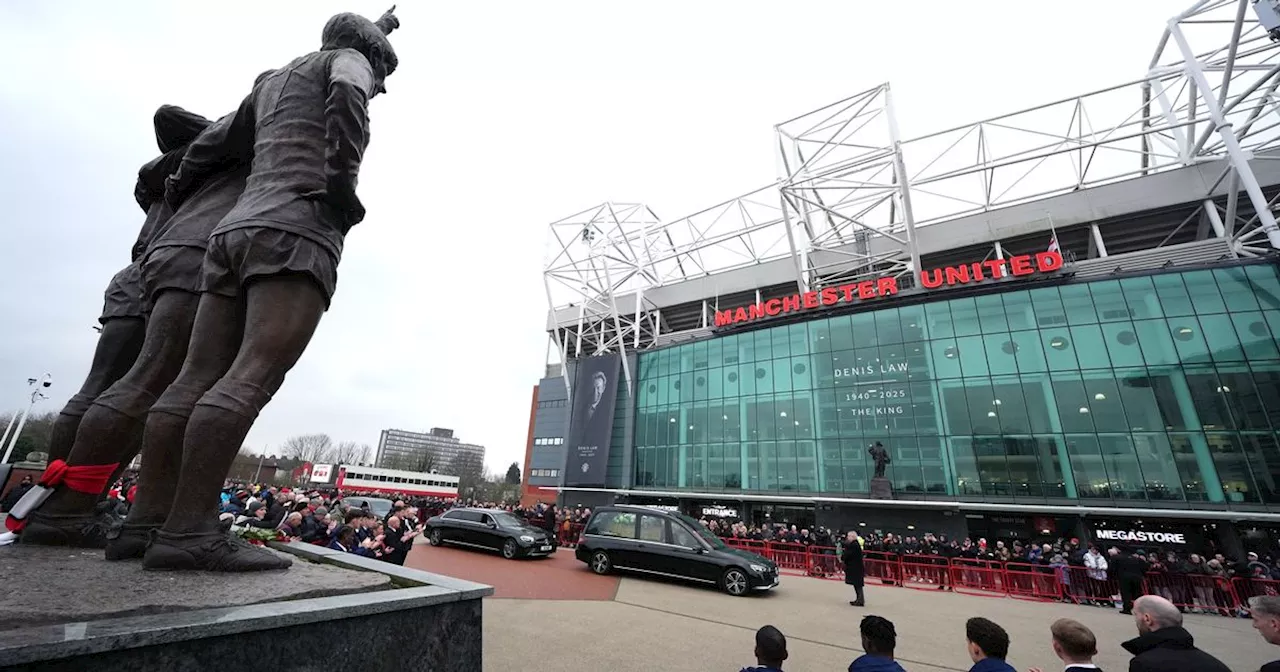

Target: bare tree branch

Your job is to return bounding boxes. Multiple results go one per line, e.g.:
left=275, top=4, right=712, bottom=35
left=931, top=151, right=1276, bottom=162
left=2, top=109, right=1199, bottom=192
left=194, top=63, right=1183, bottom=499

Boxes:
left=279, top=434, right=335, bottom=464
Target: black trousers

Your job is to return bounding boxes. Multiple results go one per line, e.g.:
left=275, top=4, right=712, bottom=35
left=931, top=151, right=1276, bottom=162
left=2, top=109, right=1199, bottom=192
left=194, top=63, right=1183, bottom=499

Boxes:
left=1119, top=577, right=1144, bottom=613
left=850, top=583, right=865, bottom=604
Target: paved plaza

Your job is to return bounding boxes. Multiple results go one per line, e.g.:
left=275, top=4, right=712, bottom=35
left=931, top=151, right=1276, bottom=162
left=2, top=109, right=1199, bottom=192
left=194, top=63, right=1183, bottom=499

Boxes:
left=407, top=544, right=1276, bottom=672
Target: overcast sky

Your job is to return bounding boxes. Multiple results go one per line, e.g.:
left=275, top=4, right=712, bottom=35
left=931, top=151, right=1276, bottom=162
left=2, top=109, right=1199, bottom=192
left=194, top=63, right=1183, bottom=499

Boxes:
left=0, top=1, right=1189, bottom=474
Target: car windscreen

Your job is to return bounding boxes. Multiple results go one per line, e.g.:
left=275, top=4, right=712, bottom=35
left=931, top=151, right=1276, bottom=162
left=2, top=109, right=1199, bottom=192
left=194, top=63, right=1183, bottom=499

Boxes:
left=676, top=513, right=725, bottom=549
left=364, top=500, right=392, bottom=518
left=491, top=512, right=527, bottom=528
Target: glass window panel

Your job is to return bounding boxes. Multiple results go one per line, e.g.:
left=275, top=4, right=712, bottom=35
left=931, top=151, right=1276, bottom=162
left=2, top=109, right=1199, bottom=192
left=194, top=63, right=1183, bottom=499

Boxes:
left=875, top=308, right=904, bottom=346
left=956, top=335, right=991, bottom=377
left=1003, top=437, right=1046, bottom=498
left=1166, top=433, right=1210, bottom=503
left=949, top=297, right=982, bottom=337
left=1099, top=435, right=1147, bottom=501
left=1153, top=274, right=1196, bottom=317
left=1168, top=317, right=1212, bottom=364
left=1070, top=325, right=1111, bottom=369
left=950, top=438, right=981, bottom=496
left=770, top=326, right=792, bottom=360
left=820, top=438, right=842, bottom=491
left=787, top=323, right=808, bottom=357
left=1184, top=368, right=1235, bottom=430
left=1051, top=373, right=1096, bottom=433
left=1240, top=433, right=1280, bottom=504
left=1120, top=276, right=1163, bottom=319
left=828, top=314, right=855, bottom=352
left=1017, top=375, right=1056, bottom=434
left=791, top=355, right=813, bottom=392
left=1041, top=328, right=1080, bottom=371
left=1232, top=312, right=1280, bottom=360
left=850, top=313, right=878, bottom=349
left=972, top=437, right=1011, bottom=495
left=1214, top=267, right=1261, bottom=312
left=1064, top=435, right=1112, bottom=499
left=692, top=370, right=709, bottom=402
left=753, top=329, right=772, bottom=362
left=974, top=294, right=1009, bottom=334
left=1100, top=321, right=1146, bottom=368
left=1029, top=287, right=1068, bottom=328
left=990, top=376, right=1031, bottom=434
left=926, top=301, right=955, bottom=339
left=1268, top=312, right=1280, bottom=351
left=898, top=305, right=928, bottom=344
left=1131, top=433, right=1186, bottom=501
left=1134, top=319, right=1179, bottom=366
left=1253, top=366, right=1280, bottom=430
left=1010, top=330, right=1048, bottom=373
left=1059, top=285, right=1099, bottom=325
left=708, top=366, right=725, bottom=400
left=1246, top=264, right=1280, bottom=310
left=1090, top=280, right=1131, bottom=322
left=810, top=319, right=832, bottom=354
left=918, top=436, right=949, bottom=494
left=941, top=384, right=972, bottom=435
left=908, top=381, right=940, bottom=436
left=929, top=338, right=963, bottom=379
left=775, top=441, right=799, bottom=491
left=965, top=378, right=999, bottom=435
left=1070, top=373, right=1120, bottom=432
left=841, top=439, right=869, bottom=492
left=984, top=333, right=1019, bottom=375
left=707, top=338, right=724, bottom=368
left=1002, top=291, right=1036, bottom=330
left=1139, top=371, right=1197, bottom=431
left=1116, top=368, right=1172, bottom=432
left=1183, top=270, right=1226, bottom=314
left=1212, top=367, right=1270, bottom=431
left=679, top=345, right=694, bottom=373
left=772, top=358, right=793, bottom=393
left=1206, top=433, right=1261, bottom=504
left=796, top=440, right=818, bottom=491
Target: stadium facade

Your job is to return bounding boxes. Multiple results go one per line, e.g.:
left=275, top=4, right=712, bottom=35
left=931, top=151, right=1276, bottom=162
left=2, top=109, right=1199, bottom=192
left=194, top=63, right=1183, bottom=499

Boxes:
left=526, top=1, right=1280, bottom=556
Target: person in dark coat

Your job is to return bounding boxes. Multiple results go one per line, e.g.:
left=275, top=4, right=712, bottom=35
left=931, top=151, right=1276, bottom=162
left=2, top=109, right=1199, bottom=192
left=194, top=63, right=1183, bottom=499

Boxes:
left=843, top=531, right=865, bottom=606
left=542, top=503, right=557, bottom=535
left=1122, top=596, right=1230, bottom=672
left=1108, top=546, right=1148, bottom=615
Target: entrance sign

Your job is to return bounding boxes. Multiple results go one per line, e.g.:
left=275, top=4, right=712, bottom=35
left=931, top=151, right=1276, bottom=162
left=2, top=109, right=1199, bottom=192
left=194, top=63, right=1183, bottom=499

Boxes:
left=1095, top=529, right=1187, bottom=544
left=714, top=251, right=1064, bottom=327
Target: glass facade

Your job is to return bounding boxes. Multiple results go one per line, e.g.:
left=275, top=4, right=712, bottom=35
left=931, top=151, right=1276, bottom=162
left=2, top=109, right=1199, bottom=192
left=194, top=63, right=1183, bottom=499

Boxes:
left=631, top=263, right=1280, bottom=510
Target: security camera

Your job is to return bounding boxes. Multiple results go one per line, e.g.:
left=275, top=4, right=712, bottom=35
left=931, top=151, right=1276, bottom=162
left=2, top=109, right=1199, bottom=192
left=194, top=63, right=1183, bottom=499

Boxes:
left=26, top=378, right=36, bottom=385
left=42, top=378, right=52, bottom=388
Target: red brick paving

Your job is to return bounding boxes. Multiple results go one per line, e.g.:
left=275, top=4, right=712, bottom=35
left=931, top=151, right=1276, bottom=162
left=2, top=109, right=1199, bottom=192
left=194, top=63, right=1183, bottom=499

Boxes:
left=404, top=544, right=620, bottom=600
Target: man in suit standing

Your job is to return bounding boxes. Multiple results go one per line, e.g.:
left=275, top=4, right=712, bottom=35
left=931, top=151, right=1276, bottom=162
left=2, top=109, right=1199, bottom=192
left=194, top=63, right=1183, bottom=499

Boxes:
left=1029, top=619, right=1100, bottom=672
left=843, top=530, right=865, bottom=606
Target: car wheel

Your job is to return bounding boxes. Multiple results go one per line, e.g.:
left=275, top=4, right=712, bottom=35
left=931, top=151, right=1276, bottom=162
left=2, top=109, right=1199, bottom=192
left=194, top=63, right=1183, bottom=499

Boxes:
left=589, top=550, right=611, bottom=575
left=722, top=568, right=749, bottom=596
left=429, top=529, right=443, bottom=546
left=502, top=539, right=519, bottom=560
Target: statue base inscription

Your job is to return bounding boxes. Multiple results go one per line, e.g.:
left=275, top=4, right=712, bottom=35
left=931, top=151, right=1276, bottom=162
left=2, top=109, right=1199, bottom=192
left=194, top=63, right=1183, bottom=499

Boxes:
left=869, top=477, right=893, bottom=500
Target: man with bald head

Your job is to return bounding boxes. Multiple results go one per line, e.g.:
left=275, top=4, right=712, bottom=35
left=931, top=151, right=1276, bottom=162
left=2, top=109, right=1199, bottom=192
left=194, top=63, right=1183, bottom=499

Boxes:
left=1121, top=595, right=1229, bottom=672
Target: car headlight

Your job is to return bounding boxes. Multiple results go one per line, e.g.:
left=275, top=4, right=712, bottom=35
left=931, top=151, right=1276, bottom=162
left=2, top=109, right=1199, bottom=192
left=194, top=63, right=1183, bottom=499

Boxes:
left=519, top=535, right=535, bottom=543
left=749, top=563, right=768, bottom=574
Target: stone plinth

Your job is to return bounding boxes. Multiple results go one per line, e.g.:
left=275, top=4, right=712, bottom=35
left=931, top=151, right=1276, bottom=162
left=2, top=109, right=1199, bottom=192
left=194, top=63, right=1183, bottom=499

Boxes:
left=869, top=477, right=893, bottom=499
left=0, top=542, right=493, bottom=671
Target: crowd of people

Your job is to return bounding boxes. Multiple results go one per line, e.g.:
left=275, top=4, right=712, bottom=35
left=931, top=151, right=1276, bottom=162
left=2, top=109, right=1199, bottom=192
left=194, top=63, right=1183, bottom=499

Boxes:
left=741, top=593, right=1280, bottom=672
left=699, top=516, right=1280, bottom=616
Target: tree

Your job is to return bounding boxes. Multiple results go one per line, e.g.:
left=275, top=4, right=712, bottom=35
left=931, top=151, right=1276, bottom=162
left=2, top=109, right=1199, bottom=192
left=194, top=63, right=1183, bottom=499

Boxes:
left=411, top=447, right=439, bottom=474
left=279, top=433, right=335, bottom=464
left=504, top=462, right=521, bottom=485
left=445, top=451, right=486, bottom=498
left=333, top=441, right=372, bottom=465
left=2, top=411, right=57, bottom=463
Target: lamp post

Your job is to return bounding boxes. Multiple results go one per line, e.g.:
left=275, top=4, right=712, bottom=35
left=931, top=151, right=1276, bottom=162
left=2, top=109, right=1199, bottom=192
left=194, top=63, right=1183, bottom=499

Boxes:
left=1, top=373, right=53, bottom=465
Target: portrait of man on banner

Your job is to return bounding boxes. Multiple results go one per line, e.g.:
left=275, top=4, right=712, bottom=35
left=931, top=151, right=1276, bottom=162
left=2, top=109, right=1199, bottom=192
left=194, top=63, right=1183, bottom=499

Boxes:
left=564, top=355, right=620, bottom=487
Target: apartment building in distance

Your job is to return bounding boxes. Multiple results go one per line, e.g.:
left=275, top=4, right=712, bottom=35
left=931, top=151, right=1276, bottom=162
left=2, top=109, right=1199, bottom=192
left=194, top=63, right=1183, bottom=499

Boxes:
left=375, top=427, right=485, bottom=474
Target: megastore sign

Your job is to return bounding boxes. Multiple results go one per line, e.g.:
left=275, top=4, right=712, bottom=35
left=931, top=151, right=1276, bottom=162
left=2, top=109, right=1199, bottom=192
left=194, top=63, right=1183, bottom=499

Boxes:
left=714, top=251, right=1065, bottom=327
left=1094, top=529, right=1188, bottom=544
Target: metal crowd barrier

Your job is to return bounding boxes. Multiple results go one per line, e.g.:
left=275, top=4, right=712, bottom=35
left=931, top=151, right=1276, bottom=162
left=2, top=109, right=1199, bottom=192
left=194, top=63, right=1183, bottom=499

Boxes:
left=715, top=539, right=1265, bottom=617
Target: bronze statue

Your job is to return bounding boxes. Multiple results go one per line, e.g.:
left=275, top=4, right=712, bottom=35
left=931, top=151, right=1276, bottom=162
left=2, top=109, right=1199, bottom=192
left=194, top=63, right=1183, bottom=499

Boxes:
left=135, top=8, right=400, bottom=571
left=869, top=441, right=890, bottom=479
left=6, top=107, right=215, bottom=542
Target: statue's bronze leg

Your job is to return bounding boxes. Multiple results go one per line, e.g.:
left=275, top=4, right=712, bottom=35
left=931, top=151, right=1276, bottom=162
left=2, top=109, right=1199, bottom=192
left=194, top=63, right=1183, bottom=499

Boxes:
left=21, top=292, right=200, bottom=547
left=46, top=317, right=145, bottom=464
left=161, top=275, right=324, bottom=535
left=138, top=291, right=244, bottom=528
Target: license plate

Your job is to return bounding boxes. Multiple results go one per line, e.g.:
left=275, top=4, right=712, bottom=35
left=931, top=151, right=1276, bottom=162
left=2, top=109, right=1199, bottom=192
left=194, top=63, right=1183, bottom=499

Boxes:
left=539, top=545, right=552, bottom=551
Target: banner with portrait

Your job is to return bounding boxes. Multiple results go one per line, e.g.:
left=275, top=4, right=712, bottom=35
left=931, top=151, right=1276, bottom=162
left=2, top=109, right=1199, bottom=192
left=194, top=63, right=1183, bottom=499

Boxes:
left=563, top=354, right=621, bottom=487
